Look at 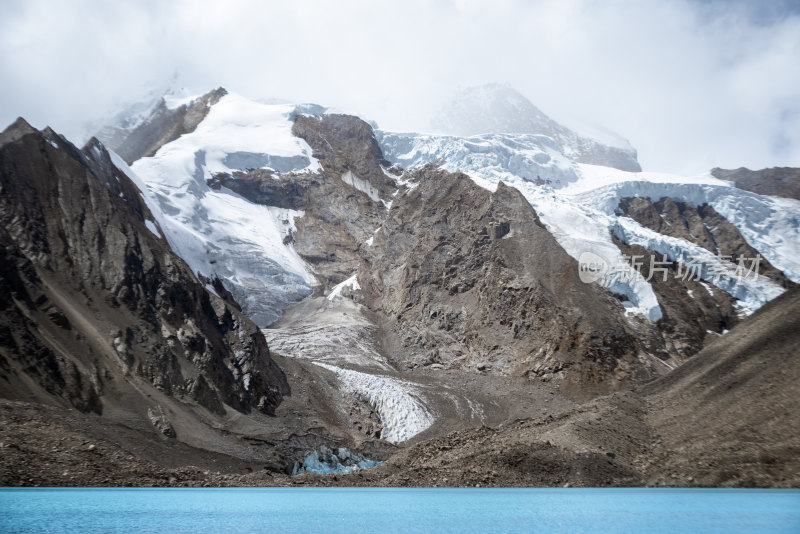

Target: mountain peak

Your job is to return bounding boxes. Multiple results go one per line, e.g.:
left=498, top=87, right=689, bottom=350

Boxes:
left=431, top=83, right=557, bottom=138
left=0, top=117, right=38, bottom=147
left=430, top=83, right=641, bottom=172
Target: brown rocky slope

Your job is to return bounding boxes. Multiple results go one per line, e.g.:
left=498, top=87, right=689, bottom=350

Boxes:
left=360, top=164, right=661, bottom=392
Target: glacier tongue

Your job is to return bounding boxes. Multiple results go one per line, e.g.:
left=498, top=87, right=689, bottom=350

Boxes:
left=263, top=293, right=435, bottom=443
left=116, top=92, right=321, bottom=325
left=315, top=362, right=434, bottom=444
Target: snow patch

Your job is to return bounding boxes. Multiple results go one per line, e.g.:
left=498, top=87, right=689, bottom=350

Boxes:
left=327, top=273, right=361, bottom=301
left=144, top=219, right=160, bottom=238
left=341, top=170, right=381, bottom=202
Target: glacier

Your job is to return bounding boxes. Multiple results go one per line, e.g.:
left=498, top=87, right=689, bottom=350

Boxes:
left=315, top=362, right=434, bottom=444
left=376, top=130, right=798, bottom=319
left=113, top=92, right=320, bottom=326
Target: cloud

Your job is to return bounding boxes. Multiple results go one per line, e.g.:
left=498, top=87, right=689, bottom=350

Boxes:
left=1, top=0, right=798, bottom=173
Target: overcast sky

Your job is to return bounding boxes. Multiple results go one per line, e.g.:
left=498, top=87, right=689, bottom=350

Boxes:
left=1, top=0, right=799, bottom=174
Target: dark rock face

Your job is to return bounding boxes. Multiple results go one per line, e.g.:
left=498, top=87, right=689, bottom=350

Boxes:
left=618, top=196, right=791, bottom=287
left=360, top=165, right=659, bottom=391
left=97, top=87, right=227, bottom=165
left=0, top=118, right=288, bottom=416
left=292, top=114, right=396, bottom=200
left=208, top=169, right=321, bottom=210
left=712, top=166, right=800, bottom=201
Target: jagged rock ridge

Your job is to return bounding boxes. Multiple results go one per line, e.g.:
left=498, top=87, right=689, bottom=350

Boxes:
left=712, top=166, right=800, bottom=200
left=97, top=87, right=227, bottom=165
left=0, top=118, right=288, bottom=419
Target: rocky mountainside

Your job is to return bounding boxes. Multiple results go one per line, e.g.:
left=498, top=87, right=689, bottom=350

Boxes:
left=289, top=285, right=800, bottom=488
left=5, top=285, right=796, bottom=488
left=360, top=165, right=658, bottom=391
left=0, top=117, right=289, bottom=414
left=1, top=85, right=798, bottom=487
left=0, top=118, right=400, bottom=478
left=712, top=166, right=800, bottom=200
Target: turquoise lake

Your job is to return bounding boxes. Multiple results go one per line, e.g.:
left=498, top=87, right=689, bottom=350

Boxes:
left=1, top=488, right=798, bottom=533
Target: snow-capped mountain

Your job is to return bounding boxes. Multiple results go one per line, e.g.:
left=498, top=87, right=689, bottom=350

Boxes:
left=3, top=82, right=799, bottom=486
left=431, top=84, right=642, bottom=172
left=52, top=88, right=800, bottom=428
left=97, top=84, right=798, bottom=347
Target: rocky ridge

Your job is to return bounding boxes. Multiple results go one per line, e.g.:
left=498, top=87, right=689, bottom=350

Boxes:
left=712, top=166, right=800, bottom=201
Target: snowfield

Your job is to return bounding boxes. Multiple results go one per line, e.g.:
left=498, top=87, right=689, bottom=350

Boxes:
left=117, top=92, right=321, bottom=326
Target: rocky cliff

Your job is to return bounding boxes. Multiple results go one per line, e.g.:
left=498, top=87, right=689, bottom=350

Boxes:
left=712, top=166, right=800, bottom=201
left=0, top=118, right=288, bottom=420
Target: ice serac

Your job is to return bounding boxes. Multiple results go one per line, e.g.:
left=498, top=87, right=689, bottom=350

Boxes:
left=430, top=84, right=641, bottom=172
left=0, top=121, right=288, bottom=420
left=566, top=167, right=800, bottom=288
left=377, top=131, right=581, bottom=188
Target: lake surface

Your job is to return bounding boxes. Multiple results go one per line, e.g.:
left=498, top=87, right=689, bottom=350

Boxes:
left=1, top=487, right=798, bottom=533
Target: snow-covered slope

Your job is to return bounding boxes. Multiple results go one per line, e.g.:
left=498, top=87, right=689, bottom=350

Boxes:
left=316, top=362, right=434, bottom=444
left=121, top=92, right=321, bottom=325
